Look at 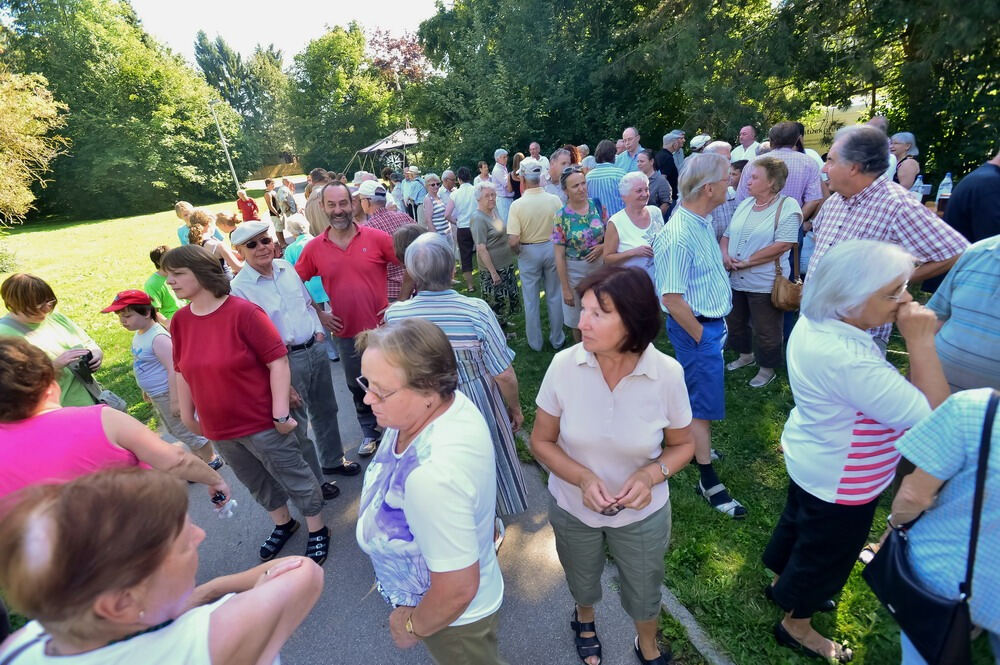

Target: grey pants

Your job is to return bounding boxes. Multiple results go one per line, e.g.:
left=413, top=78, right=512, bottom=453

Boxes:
left=289, top=341, right=344, bottom=470
left=517, top=241, right=565, bottom=351
left=149, top=392, right=209, bottom=450
left=336, top=335, right=380, bottom=440
left=214, top=427, right=324, bottom=517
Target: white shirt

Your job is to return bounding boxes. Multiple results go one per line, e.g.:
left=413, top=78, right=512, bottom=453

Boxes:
left=782, top=316, right=931, bottom=504
left=724, top=196, right=802, bottom=293
left=543, top=182, right=567, bottom=203
left=230, top=259, right=322, bottom=345
left=804, top=148, right=824, bottom=169
left=731, top=142, right=760, bottom=162
left=450, top=182, right=478, bottom=229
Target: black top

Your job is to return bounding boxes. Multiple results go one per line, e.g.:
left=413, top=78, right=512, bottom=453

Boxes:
left=654, top=148, right=679, bottom=202
left=945, top=162, right=1000, bottom=243
left=892, top=155, right=920, bottom=184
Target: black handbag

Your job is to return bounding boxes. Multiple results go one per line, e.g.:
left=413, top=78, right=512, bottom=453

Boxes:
left=862, top=390, right=997, bottom=665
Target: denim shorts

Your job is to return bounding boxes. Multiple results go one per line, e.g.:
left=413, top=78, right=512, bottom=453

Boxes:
left=666, top=317, right=726, bottom=420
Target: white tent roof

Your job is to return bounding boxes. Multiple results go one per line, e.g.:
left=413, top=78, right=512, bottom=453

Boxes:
left=358, top=128, right=423, bottom=154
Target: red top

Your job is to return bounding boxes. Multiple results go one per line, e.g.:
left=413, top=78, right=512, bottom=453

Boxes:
left=294, top=224, right=400, bottom=338
left=170, top=297, right=287, bottom=440
left=237, top=197, right=260, bottom=221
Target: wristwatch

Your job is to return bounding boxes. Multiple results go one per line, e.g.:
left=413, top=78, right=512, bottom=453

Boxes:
left=272, top=415, right=291, bottom=424
left=658, top=462, right=670, bottom=480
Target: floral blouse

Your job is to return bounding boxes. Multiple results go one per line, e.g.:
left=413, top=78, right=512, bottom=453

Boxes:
left=551, top=199, right=605, bottom=260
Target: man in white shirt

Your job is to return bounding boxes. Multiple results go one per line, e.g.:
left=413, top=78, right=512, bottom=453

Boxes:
left=230, top=221, right=360, bottom=494
left=444, top=166, right=479, bottom=291
left=731, top=126, right=760, bottom=162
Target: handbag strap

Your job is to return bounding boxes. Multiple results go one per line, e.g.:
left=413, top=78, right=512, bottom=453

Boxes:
left=962, top=389, right=999, bottom=598
left=769, top=198, right=799, bottom=281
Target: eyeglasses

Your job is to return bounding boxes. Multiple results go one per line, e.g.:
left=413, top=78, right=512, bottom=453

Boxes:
left=244, top=236, right=273, bottom=249
left=356, top=375, right=400, bottom=402
left=883, top=282, right=909, bottom=301
left=41, top=299, right=57, bottom=312
left=427, top=182, right=441, bottom=187
left=562, top=165, right=584, bottom=175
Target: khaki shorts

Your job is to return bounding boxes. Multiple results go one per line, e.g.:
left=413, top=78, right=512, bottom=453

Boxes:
left=423, top=611, right=508, bottom=665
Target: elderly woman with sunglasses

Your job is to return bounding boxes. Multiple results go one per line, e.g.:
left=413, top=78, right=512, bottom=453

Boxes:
left=763, top=239, right=949, bottom=662
left=421, top=173, right=451, bottom=237
left=356, top=318, right=509, bottom=665
left=553, top=164, right=605, bottom=343
left=0, top=273, right=103, bottom=407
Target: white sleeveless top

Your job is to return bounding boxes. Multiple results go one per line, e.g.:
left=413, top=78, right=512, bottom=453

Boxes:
left=0, top=594, right=280, bottom=665
left=609, top=205, right=665, bottom=277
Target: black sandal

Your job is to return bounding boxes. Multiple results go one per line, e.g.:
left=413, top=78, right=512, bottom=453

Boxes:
left=634, top=635, right=672, bottom=664
left=774, top=622, right=853, bottom=662
left=305, top=526, right=330, bottom=566
left=259, top=520, right=299, bottom=560
left=570, top=608, right=602, bottom=665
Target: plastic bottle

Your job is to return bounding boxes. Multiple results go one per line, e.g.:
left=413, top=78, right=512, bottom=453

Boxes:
left=910, top=174, right=924, bottom=200
left=935, top=172, right=953, bottom=204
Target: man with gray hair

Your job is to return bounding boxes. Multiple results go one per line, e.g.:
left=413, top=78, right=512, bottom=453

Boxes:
left=615, top=126, right=644, bottom=172
left=544, top=148, right=571, bottom=203
left=440, top=169, right=456, bottom=206
left=653, top=152, right=747, bottom=520
left=704, top=140, right=732, bottom=161
left=809, top=125, right=968, bottom=349
left=491, top=149, right=514, bottom=221
left=655, top=130, right=683, bottom=203
left=577, top=144, right=590, bottom=159
left=507, top=158, right=565, bottom=351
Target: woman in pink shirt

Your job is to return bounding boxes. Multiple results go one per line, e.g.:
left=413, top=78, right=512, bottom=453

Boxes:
left=0, top=336, right=229, bottom=502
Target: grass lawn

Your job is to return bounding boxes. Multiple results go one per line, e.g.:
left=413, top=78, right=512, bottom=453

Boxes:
left=1, top=207, right=994, bottom=665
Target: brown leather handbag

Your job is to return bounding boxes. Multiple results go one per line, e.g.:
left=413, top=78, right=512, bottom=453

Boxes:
left=769, top=197, right=803, bottom=311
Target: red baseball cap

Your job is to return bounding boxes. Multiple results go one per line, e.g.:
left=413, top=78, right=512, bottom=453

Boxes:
left=101, top=289, right=152, bottom=313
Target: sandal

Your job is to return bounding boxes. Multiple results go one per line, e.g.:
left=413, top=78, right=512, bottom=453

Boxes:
left=858, top=542, right=880, bottom=564
left=259, top=520, right=299, bottom=560
left=696, top=480, right=747, bottom=519
left=634, top=635, right=672, bottom=664
left=774, top=622, right=853, bottom=662
left=570, top=608, right=602, bottom=665
left=305, top=526, right=330, bottom=566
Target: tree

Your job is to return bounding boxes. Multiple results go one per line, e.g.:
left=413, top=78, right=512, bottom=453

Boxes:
left=0, top=68, right=67, bottom=225
left=367, top=30, right=432, bottom=92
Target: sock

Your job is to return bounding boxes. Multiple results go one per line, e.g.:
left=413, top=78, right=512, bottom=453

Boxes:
left=309, top=526, right=329, bottom=537
left=276, top=518, right=296, bottom=531
left=698, top=463, right=733, bottom=507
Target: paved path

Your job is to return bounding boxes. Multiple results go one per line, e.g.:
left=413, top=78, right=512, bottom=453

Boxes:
left=187, top=357, right=645, bottom=664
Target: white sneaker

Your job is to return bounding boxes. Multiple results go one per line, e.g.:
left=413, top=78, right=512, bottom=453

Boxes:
left=726, top=354, right=755, bottom=372
left=748, top=369, right=776, bottom=388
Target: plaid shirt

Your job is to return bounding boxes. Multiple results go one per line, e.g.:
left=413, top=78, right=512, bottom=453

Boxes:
left=809, top=175, right=969, bottom=340
left=365, top=208, right=411, bottom=300
left=735, top=148, right=822, bottom=206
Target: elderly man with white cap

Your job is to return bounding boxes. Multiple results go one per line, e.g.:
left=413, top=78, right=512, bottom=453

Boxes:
left=401, top=166, right=427, bottom=221
left=229, top=220, right=359, bottom=500
left=507, top=157, right=565, bottom=351
left=358, top=179, right=412, bottom=302
left=491, top=149, right=515, bottom=222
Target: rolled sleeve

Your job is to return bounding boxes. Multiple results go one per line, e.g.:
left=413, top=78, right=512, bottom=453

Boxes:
left=894, top=203, right=969, bottom=264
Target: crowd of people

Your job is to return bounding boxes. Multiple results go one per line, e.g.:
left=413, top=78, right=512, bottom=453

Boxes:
left=1, top=116, right=998, bottom=665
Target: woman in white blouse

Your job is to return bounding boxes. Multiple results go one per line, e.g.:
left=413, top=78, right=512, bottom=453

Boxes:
left=720, top=156, right=801, bottom=388
left=764, top=240, right=949, bottom=662
left=531, top=266, right=694, bottom=665
left=602, top=172, right=665, bottom=287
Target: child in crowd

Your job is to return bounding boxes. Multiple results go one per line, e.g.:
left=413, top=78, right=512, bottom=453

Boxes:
left=102, top=289, right=222, bottom=469
left=143, top=245, right=184, bottom=326
left=216, top=211, right=241, bottom=236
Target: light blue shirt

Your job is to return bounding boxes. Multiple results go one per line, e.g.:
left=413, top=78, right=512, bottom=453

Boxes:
left=614, top=145, right=644, bottom=173
left=402, top=177, right=427, bottom=205
left=131, top=323, right=170, bottom=396
left=895, top=388, right=1000, bottom=633
left=284, top=233, right=329, bottom=305
left=653, top=205, right=732, bottom=318
left=229, top=258, right=323, bottom=345
left=585, top=164, right=627, bottom=219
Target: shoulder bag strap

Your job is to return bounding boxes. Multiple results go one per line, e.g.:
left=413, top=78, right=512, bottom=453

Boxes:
left=961, top=389, right=999, bottom=598
left=771, top=197, right=787, bottom=277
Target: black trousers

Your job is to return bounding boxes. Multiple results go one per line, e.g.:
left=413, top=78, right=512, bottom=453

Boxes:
left=725, top=289, right=785, bottom=368
left=762, top=479, right=879, bottom=618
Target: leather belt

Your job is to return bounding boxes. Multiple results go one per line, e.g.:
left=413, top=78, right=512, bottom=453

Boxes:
left=287, top=337, right=316, bottom=352
left=695, top=315, right=722, bottom=323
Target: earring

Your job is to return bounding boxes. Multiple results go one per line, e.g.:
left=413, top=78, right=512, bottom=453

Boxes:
left=426, top=401, right=432, bottom=409
left=139, top=610, right=145, bottom=620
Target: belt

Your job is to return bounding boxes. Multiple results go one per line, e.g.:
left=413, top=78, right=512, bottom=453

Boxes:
left=287, top=337, right=316, bottom=353
left=695, top=315, right=722, bottom=323
left=522, top=240, right=551, bottom=245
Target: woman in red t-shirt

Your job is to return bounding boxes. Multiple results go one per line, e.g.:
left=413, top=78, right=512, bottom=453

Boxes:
left=161, top=244, right=331, bottom=566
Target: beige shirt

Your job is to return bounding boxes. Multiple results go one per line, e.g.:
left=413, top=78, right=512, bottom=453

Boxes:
left=507, top=188, right=562, bottom=244
left=305, top=187, right=329, bottom=237
left=536, top=343, right=692, bottom=527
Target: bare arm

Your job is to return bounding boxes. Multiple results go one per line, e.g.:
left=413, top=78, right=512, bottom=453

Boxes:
left=661, top=293, right=702, bottom=342
left=399, top=271, right=415, bottom=301
left=896, top=303, right=950, bottom=409
left=889, top=467, right=945, bottom=526
left=719, top=236, right=733, bottom=271
left=911, top=255, right=959, bottom=283
left=554, top=244, right=573, bottom=305
left=267, top=356, right=295, bottom=428
left=476, top=243, right=499, bottom=282
left=151, top=334, right=179, bottom=414
left=801, top=198, right=821, bottom=221
left=896, top=160, right=919, bottom=190
left=423, top=198, right=436, bottom=232
left=492, top=365, right=523, bottom=430
left=733, top=241, right=795, bottom=269
left=444, top=199, right=457, bottom=224
left=216, top=243, right=244, bottom=275
left=176, top=371, right=200, bottom=435
left=507, top=233, right=521, bottom=255
left=401, top=564, right=480, bottom=640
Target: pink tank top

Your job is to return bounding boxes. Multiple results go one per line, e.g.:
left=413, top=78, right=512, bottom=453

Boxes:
left=0, top=405, right=145, bottom=499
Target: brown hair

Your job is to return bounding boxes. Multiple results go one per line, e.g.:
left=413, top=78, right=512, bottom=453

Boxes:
left=768, top=121, right=801, bottom=149
left=561, top=144, right=581, bottom=165
left=187, top=208, right=214, bottom=246
left=393, top=224, right=426, bottom=264
left=0, top=469, right=188, bottom=638
left=160, top=245, right=230, bottom=298
left=1, top=273, right=57, bottom=316
left=576, top=266, right=661, bottom=354
left=0, top=336, right=56, bottom=422
left=753, top=155, right=790, bottom=193
left=215, top=211, right=240, bottom=233
left=594, top=139, right=617, bottom=164
left=122, top=304, right=157, bottom=320
left=356, top=318, right=458, bottom=398
left=149, top=245, right=170, bottom=270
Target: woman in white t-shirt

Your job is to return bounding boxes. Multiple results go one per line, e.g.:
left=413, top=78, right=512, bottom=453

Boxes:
left=602, top=171, right=665, bottom=288
left=0, top=468, right=322, bottom=665
left=763, top=240, right=949, bottom=662
left=531, top=266, right=695, bottom=665
left=355, top=318, right=507, bottom=665
left=720, top=157, right=802, bottom=388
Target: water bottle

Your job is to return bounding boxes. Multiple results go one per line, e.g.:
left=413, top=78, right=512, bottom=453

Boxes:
left=212, top=491, right=238, bottom=519
left=910, top=175, right=924, bottom=201
left=935, top=172, right=953, bottom=213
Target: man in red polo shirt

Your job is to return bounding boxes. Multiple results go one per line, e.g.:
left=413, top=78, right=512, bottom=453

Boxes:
left=295, top=181, right=400, bottom=457
left=236, top=189, right=260, bottom=222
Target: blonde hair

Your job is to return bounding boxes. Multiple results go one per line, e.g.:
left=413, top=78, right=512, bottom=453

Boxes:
left=174, top=201, right=193, bottom=220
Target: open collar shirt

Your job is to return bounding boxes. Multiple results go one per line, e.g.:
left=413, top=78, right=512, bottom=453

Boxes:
left=652, top=205, right=732, bottom=318
left=230, top=258, right=322, bottom=346
left=614, top=145, right=645, bottom=173
left=730, top=142, right=760, bottom=163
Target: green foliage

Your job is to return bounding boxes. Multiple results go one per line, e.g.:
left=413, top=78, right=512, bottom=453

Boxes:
left=289, top=23, right=401, bottom=173
left=4, top=0, right=244, bottom=219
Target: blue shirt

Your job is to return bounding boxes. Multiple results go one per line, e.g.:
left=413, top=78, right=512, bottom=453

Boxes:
left=927, top=235, right=1000, bottom=392
left=284, top=233, right=329, bottom=304
left=177, top=225, right=224, bottom=246
left=895, top=388, right=1000, bottom=633
left=131, top=323, right=170, bottom=396
left=402, top=178, right=427, bottom=205
left=653, top=205, right=732, bottom=318
left=585, top=164, right=627, bottom=219
left=614, top=145, right=644, bottom=173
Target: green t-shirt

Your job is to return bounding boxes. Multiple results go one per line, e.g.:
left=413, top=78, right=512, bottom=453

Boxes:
left=0, top=312, right=99, bottom=407
left=144, top=271, right=183, bottom=318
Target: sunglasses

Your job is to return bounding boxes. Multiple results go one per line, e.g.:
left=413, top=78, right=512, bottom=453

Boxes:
left=562, top=165, right=584, bottom=175
left=427, top=182, right=441, bottom=187
left=356, top=375, right=400, bottom=402
left=244, top=236, right=273, bottom=249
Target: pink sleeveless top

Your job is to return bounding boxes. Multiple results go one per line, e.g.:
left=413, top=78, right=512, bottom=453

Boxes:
left=0, top=405, right=146, bottom=499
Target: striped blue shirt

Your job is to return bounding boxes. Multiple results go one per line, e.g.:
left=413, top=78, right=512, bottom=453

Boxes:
left=653, top=205, right=732, bottom=318
left=896, top=388, right=1000, bottom=633
left=926, top=235, right=1000, bottom=392
left=585, top=164, right=627, bottom=219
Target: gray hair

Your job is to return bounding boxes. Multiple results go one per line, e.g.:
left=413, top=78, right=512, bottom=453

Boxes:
left=578, top=144, right=590, bottom=157
left=284, top=215, right=308, bottom=237
left=678, top=153, right=729, bottom=201
left=423, top=172, right=441, bottom=184
left=890, top=132, right=919, bottom=157
left=801, top=239, right=914, bottom=321
left=618, top=170, right=650, bottom=196
left=474, top=180, right=497, bottom=200
left=550, top=148, right=571, bottom=162
left=704, top=140, right=732, bottom=155
left=404, top=232, right=456, bottom=292
left=523, top=167, right=543, bottom=186
left=494, top=148, right=508, bottom=160
left=442, top=169, right=455, bottom=180
left=834, top=126, right=890, bottom=175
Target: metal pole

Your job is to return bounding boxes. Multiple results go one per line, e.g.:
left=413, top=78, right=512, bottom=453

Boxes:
left=209, top=100, right=240, bottom=193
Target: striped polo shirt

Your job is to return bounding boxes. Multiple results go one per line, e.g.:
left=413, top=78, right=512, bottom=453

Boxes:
left=652, top=205, right=732, bottom=318
left=585, top=163, right=627, bottom=218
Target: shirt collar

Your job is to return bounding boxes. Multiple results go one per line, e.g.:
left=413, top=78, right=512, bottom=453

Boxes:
left=843, top=174, right=889, bottom=206
left=804, top=315, right=881, bottom=348
left=676, top=204, right=713, bottom=228
left=572, top=343, right=659, bottom=380
left=238, top=259, right=286, bottom=283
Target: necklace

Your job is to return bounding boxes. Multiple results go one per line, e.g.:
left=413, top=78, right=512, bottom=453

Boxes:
left=752, top=193, right=779, bottom=210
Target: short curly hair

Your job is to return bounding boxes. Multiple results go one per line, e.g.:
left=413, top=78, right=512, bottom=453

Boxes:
left=355, top=318, right=458, bottom=398
left=0, top=336, right=56, bottom=422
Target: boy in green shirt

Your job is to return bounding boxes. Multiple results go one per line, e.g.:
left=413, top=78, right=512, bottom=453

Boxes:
left=143, top=245, right=184, bottom=323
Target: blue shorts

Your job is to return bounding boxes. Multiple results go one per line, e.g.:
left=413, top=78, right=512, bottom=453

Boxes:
left=667, top=317, right=726, bottom=421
